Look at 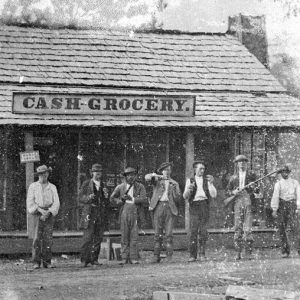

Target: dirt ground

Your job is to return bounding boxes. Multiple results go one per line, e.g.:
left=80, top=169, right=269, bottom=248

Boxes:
left=0, top=248, right=299, bottom=300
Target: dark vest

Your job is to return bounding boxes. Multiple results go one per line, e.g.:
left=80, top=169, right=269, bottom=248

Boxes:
left=189, top=176, right=211, bottom=203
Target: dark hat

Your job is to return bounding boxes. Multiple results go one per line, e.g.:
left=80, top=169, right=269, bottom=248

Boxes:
left=279, top=164, right=292, bottom=173
left=234, top=154, right=248, bottom=163
left=193, top=160, right=205, bottom=168
left=90, top=163, right=103, bottom=172
left=35, top=165, right=52, bottom=175
left=122, top=167, right=136, bottom=176
left=157, top=162, right=173, bottom=173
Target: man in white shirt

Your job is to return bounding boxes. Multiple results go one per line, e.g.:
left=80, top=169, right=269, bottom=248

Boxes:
left=27, top=165, right=60, bottom=269
left=110, top=167, right=147, bottom=264
left=183, top=161, right=217, bottom=262
left=271, top=164, right=300, bottom=257
left=227, top=155, right=257, bottom=260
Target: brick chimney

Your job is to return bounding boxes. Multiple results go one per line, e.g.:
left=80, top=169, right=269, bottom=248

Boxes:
left=228, top=14, right=269, bottom=68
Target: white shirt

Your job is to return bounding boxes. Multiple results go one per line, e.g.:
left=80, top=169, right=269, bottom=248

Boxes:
left=93, top=179, right=101, bottom=191
left=160, top=180, right=170, bottom=201
left=239, top=171, right=246, bottom=189
left=183, top=176, right=217, bottom=201
left=27, top=181, right=60, bottom=216
left=271, top=177, right=300, bottom=210
left=126, top=184, right=135, bottom=204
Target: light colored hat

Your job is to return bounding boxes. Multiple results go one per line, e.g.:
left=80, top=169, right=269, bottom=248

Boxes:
left=35, top=165, right=52, bottom=175
left=157, top=162, right=173, bottom=173
left=122, top=167, right=136, bottom=176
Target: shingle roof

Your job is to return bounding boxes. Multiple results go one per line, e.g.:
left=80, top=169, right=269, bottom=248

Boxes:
left=1, top=85, right=300, bottom=127
left=0, top=26, right=284, bottom=92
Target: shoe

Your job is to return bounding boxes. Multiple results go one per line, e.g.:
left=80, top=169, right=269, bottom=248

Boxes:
left=32, top=263, right=40, bottom=270
left=43, top=263, right=56, bottom=268
left=281, top=253, right=290, bottom=258
left=151, top=255, right=161, bottom=263
left=91, top=261, right=102, bottom=266
left=130, top=260, right=140, bottom=264
left=188, top=257, right=197, bottom=263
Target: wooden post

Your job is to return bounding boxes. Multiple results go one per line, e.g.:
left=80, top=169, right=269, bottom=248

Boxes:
left=185, top=131, right=194, bottom=233
left=25, top=132, right=35, bottom=238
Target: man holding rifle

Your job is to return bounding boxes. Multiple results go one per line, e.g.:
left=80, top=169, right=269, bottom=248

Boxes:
left=271, top=165, right=300, bottom=258
left=110, top=167, right=147, bottom=264
left=226, top=155, right=258, bottom=260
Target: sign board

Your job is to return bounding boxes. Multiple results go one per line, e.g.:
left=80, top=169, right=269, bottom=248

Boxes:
left=20, top=151, right=40, bottom=163
left=12, top=93, right=195, bottom=117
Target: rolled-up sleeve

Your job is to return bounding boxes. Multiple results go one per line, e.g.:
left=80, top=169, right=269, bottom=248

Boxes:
left=208, top=182, right=217, bottom=198
left=27, top=183, right=38, bottom=215
left=271, top=181, right=280, bottom=211
left=183, top=179, right=191, bottom=200
left=49, top=185, right=60, bottom=216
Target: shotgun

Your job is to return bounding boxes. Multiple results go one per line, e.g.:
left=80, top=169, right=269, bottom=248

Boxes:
left=224, top=169, right=282, bottom=207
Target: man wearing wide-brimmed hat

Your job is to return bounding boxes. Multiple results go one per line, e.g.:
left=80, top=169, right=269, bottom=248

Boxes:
left=271, top=164, right=300, bottom=258
left=227, top=155, right=258, bottom=260
left=110, top=167, right=147, bottom=264
left=183, top=160, right=217, bottom=262
left=27, top=165, right=60, bottom=269
left=145, top=162, right=182, bottom=263
left=78, top=163, right=110, bottom=267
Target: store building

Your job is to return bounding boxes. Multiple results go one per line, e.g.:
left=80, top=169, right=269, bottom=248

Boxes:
left=0, top=24, right=300, bottom=239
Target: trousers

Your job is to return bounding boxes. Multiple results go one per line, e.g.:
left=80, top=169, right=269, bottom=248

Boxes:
left=277, top=199, right=300, bottom=254
left=189, top=200, right=209, bottom=258
left=153, top=201, right=175, bottom=257
left=32, top=214, right=54, bottom=266
left=234, top=191, right=253, bottom=251
left=120, top=203, right=139, bottom=260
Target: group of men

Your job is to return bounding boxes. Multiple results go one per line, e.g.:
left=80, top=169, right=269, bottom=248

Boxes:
left=26, top=154, right=300, bottom=269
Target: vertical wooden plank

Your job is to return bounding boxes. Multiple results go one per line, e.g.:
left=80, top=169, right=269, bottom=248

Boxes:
left=25, top=132, right=35, bottom=238
left=185, top=131, right=194, bottom=233
left=165, top=131, right=170, bottom=162
left=76, top=129, right=82, bottom=230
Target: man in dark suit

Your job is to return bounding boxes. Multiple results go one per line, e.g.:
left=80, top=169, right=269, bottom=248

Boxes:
left=110, top=167, right=147, bottom=264
left=78, top=163, right=110, bottom=267
left=227, top=155, right=257, bottom=260
left=145, top=162, right=182, bottom=263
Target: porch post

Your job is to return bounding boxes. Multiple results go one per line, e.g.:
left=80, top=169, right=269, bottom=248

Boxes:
left=25, top=132, right=35, bottom=238
left=185, top=131, right=194, bottom=233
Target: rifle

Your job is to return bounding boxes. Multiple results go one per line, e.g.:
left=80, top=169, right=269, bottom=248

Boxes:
left=224, top=169, right=282, bottom=207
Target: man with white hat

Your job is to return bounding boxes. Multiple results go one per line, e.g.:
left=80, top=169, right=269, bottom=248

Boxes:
left=271, top=164, right=300, bottom=257
left=27, top=165, right=60, bottom=269
left=227, top=155, right=257, bottom=260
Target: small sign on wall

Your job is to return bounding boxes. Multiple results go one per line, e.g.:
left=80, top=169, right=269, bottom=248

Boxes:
left=20, top=151, right=40, bottom=163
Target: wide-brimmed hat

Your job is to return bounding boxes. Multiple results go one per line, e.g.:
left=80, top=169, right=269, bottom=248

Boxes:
left=279, top=164, right=292, bottom=174
left=90, top=163, right=103, bottom=172
left=193, top=160, right=205, bottom=168
left=122, top=167, right=136, bottom=176
left=234, top=154, right=248, bottom=163
left=35, top=165, right=52, bottom=175
left=157, top=162, right=173, bottom=173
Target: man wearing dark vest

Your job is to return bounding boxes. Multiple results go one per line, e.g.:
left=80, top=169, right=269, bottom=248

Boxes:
left=78, top=163, right=110, bottom=267
left=145, top=162, right=182, bottom=263
left=183, top=161, right=217, bottom=262
left=110, top=167, right=147, bottom=264
left=227, top=155, right=257, bottom=260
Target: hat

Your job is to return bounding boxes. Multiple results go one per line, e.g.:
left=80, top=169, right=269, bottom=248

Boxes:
left=122, top=167, right=136, bottom=176
left=90, top=164, right=103, bottom=172
left=157, top=162, right=173, bottom=173
left=35, top=165, right=52, bottom=175
left=234, top=154, right=248, bottom=163
left=193, top=160, right=205, bottom=168
left=279, top=164, right=292, bottom=173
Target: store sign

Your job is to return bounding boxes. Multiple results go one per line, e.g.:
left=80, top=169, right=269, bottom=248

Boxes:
left=12, top=93, right=195, bottom=117
left=20, top=151, right=40, bottom=163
